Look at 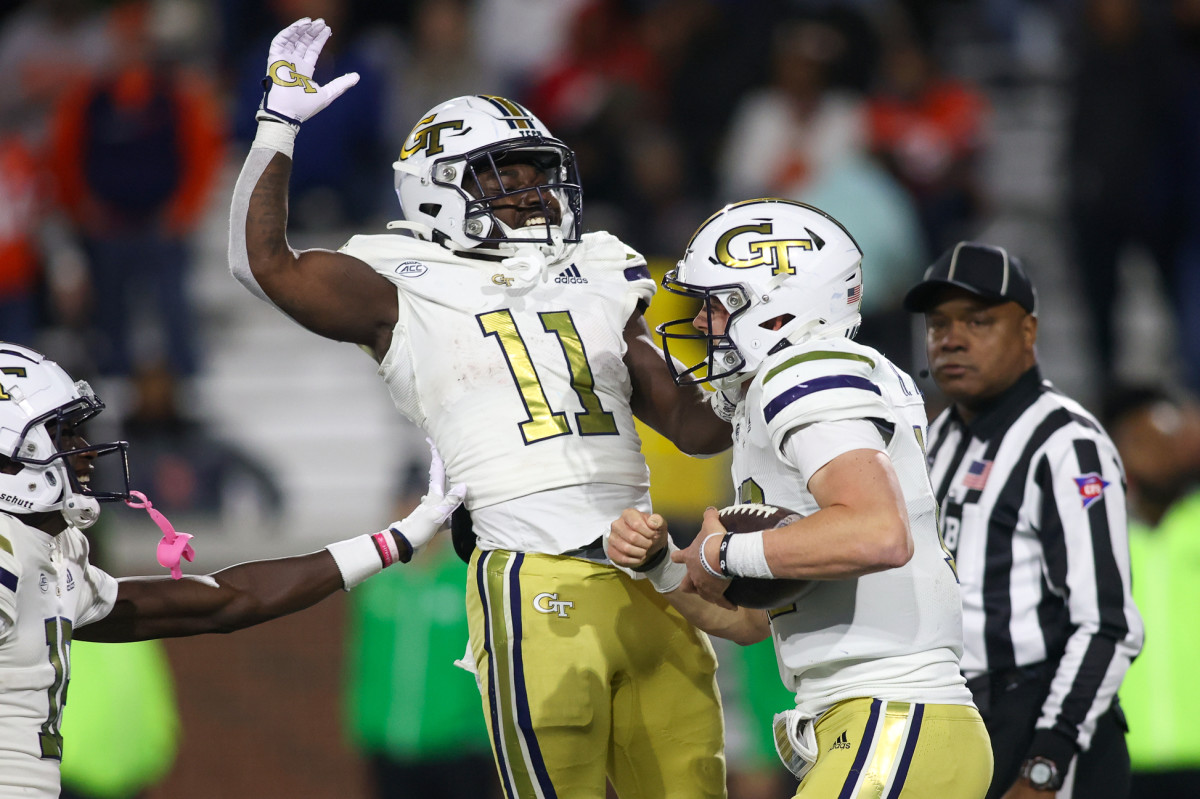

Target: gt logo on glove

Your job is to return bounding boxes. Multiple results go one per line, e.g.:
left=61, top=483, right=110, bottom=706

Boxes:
left=267, top=60, right=317, bottom=93
left=256, top=17, right=359, bottom=130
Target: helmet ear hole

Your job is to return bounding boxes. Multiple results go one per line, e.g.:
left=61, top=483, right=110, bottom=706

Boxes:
left=760, top=313, right=795, bottom=332
left=419, top=203, right=441, bottom=218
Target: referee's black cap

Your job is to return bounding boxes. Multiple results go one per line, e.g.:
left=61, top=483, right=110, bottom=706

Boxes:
left=903, top=242, right=1038, bottom=316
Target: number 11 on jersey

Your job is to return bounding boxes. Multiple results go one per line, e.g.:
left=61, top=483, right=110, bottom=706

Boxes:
left=478, top=309, right=618, bottom=444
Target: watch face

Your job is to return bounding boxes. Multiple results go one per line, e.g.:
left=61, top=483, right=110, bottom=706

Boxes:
left=1029, top=762, right=1053, bottom=785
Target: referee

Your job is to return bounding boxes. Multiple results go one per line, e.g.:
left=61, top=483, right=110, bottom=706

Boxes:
left=904, top=242, right=1143, bottom=798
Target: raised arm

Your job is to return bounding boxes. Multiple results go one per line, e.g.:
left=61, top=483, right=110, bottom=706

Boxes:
left=228, top=17, right=397, bottom=361
left=623, top=312, right=731, bottom=456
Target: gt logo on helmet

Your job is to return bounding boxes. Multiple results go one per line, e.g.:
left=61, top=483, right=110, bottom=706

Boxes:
left=0, top=366, right=28, bottom=401
left=399, top=115, right=466, bottom=161
left=716, top=223, right=814, bottom=277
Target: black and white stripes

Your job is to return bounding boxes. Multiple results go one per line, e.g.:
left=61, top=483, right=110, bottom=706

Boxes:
left=925, top=368, right=1143, bottom=751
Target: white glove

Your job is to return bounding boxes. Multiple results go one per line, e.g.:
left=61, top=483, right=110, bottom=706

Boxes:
left=257, top=17, right=359, bottom=130
left=389, top=439, right=466, bottom=559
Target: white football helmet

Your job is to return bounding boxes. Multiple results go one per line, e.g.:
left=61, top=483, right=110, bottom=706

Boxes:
left=392, top=95, right=582, bottom=259
left=0, top=344, right=130, bottom=528
left=658, top=199, right=864, bottom=385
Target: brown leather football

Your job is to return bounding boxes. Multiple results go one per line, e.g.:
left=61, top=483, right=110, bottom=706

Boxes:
left=717, top=503, right=813, bottom=609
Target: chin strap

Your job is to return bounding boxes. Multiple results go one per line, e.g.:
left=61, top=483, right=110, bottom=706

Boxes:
left=125, top=491, right=194, bottom=580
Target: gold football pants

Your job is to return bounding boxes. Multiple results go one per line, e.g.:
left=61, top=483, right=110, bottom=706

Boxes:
left=467, top=549, right=727, bottom=799
left=793, top=697, right=992, bottom=798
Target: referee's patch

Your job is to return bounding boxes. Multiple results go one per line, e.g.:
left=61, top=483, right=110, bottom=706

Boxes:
left=1073, top=473, right=1110, bottom=509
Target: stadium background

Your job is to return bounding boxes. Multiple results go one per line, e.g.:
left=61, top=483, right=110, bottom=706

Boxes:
left=0, top=0, right=1193, bottom=796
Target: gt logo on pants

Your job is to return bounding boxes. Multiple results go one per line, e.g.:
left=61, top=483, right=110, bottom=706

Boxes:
left=533, top=592, right=574, bottom=618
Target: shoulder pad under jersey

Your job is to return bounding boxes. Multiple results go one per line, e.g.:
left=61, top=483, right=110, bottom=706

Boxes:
left=754, top=338, right=894, bottom=450
left=576, top=230, right=655, bottom=309
left=338, top=233, right=462, bottom=276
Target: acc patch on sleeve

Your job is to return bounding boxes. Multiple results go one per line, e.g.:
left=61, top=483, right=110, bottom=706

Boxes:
left=1073, top=473, right=1111, bottom=509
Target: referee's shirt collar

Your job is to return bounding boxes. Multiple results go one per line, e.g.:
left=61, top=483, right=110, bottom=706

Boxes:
left=949, top=365, right=1044, bottom=440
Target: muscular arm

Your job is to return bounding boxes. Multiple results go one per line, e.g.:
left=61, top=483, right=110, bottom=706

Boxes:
left=75, top=531, right=406, bottom=642
left=230, top=142, right=397, bottom=360
left=623, top=312, right=731, bottom=455
left=676, top=451, right=914, bottom=609
left=766, top=448, right=914, bottom=579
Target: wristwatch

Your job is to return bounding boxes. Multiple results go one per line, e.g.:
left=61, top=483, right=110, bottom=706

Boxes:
left=1020, top=756, right=1063, bottom=791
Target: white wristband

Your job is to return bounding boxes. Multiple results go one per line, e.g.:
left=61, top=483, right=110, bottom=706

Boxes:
left=327, top=533, right=392, bottom=590
left=252, top=119, right=298, bottom=158
left=724, top=531, right=774, bottom=579
left=698, top=532, right=726, bottom=578
left=641, top=536, right=687, bottom=593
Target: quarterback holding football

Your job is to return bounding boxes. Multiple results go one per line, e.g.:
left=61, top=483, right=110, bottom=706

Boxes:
left=606, top=199, right=994, bottom=797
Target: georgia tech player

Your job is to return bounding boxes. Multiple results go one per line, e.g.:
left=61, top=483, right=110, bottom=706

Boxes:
left=0, top=343, right=464, bottom=798
left=606, top=199, right=993, bottom=797
left=228, top=18, right=731, bottom=799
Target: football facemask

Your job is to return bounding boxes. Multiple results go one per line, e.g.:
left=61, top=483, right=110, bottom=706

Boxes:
left=393, top=95, right=582, bottom=258
left=0, top=344, right=130, bottom=528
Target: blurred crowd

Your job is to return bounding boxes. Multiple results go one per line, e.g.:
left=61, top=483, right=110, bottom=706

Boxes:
left=1, top=0, right=1198, bottom=394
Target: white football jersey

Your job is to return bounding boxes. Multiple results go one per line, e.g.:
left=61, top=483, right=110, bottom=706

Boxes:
left=0, top=514, right=117, bottom=798
left=730, top=338, right=972, bottom=717
left=340, top=232, right=655, bottom=553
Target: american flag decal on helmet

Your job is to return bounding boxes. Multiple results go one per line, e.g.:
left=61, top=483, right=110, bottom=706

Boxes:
left=847, top=284, right=862, bottom=305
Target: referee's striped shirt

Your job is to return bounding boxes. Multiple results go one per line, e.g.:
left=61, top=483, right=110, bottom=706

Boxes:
left=926, top=366, right=1143, bottom=754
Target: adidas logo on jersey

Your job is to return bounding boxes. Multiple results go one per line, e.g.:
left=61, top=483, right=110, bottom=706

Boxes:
left=831, top=731, right=851, bottom=750
left=555, top=265, right=588, bottom=284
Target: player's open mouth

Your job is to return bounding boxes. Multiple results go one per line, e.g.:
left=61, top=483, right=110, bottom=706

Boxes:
left=524, top=216, right=549, bottom=227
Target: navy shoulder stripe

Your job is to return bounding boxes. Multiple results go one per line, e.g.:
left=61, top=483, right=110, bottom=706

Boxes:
left=624, top=264, right=651, bottom=282
left=0, top=566, right=16, bottom=592
left=764, top=375, right=880, bottom=423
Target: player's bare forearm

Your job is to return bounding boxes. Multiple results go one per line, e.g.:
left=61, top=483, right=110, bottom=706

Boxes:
left=664, top=588, right=768, bottom=646
left=75, top=550, right=345, bottom=642
left=245, top=151, right=296, bottom=275
left=233, top=147, right=397, bottom=355
left=623, top=315, right=731, bottom=455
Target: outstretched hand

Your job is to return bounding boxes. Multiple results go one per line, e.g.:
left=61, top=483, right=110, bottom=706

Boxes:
left=389, top=439, right=466, bottom=561
left=258, top=17, right=359, bottom=128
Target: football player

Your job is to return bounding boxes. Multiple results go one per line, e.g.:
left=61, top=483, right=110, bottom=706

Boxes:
left=607, top=199, right=993, bottom=796
left=228, top=18, right=731, bottom=799
left=0, top=343, right=464, bottom=798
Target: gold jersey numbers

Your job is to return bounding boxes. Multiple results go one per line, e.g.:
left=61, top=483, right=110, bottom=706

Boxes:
left=478, top=309, right=618, bottom=444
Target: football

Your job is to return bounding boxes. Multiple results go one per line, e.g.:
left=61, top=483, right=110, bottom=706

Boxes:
left=717, top=503, right=813, bottom=609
